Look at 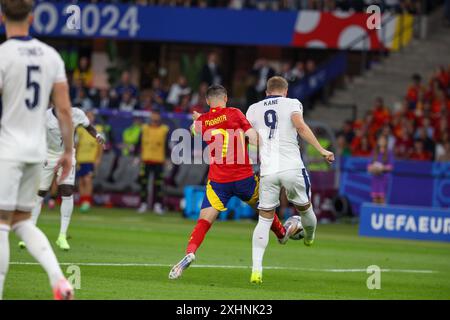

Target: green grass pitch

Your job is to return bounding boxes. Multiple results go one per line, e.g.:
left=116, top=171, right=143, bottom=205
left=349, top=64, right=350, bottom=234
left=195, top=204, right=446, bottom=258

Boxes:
left=4, top=207, right=450, bottom=300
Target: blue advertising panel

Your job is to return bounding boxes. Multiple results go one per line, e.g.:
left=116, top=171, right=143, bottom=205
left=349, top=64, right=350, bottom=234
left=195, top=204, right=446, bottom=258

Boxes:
left=0, top=2, right=297, bottom=45
left=339, top=157, right=450, bottom=215
left=359, top=203, right=450, bottom=242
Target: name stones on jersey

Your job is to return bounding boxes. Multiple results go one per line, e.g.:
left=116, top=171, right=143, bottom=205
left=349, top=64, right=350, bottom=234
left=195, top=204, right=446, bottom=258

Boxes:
left=18, top=47, right=44, bottom=56
left=204, top=115, right=227, bottom=127
left=264, top=99, right=278, bottom=106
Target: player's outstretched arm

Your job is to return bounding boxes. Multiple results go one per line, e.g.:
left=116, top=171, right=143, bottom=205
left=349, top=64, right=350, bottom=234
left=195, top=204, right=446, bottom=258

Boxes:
left=292, top=113, right=335, bottom=164
left=52, top=81, right=74, bottom=182
left=85, top=125, right=106, bottom=147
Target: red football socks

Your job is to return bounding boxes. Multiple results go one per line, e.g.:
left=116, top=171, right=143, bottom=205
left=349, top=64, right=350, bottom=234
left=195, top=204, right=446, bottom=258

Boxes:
left=186, top=219, right=212, bottom=254
left=271, top=214, right=286, bottom=239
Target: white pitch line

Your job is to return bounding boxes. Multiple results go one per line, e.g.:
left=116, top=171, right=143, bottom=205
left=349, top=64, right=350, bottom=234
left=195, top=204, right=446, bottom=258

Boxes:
left=9, top=262, right=437, bottom=274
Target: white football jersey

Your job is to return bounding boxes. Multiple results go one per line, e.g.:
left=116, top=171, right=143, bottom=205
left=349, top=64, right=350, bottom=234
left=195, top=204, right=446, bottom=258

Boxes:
left=0, top=36, right=67, bottom=163
left=46, top=107, right=90, bottom=158
left=246, top=96, right=305, bottom=176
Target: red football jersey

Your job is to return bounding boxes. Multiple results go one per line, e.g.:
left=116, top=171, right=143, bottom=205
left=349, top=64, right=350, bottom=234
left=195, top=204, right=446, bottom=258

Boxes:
left=194, top=107, right=254, bottom=183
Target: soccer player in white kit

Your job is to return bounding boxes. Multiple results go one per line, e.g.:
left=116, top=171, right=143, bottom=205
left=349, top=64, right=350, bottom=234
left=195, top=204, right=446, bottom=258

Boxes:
left=246, top=76, right=334, bottom=284
left=0, top=0, right=74, bottom=299
left=18, top=107, right=105, bottom=251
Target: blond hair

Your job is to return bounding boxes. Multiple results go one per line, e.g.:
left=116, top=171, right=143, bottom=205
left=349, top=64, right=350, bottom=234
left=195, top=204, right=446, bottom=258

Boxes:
left=266, top=76, right=288, bottom=93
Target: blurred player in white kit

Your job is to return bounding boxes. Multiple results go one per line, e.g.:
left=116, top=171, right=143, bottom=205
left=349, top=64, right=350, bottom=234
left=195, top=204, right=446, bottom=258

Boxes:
left=0, top=0, right=74, bottom=300
left=18, top=107, right=105, bottom=251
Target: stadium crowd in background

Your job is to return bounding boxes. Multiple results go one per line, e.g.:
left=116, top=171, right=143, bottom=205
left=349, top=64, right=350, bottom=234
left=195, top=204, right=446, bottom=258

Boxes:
left=68, top=47, right=449, bottom=165
left=67, top=54, right=317, bottom=114
left=337, top=66, right=450, bottom=162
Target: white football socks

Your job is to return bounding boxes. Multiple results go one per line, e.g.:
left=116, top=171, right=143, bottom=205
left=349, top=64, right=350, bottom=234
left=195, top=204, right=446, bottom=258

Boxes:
left=252, top=215, right=274, bottom=274
left=0, top=224, right=10, bottom=300
left=12, top=220, right=64, bottom=287
left=60, top=196, right=73, bottom=236
left=299, top=206, right=317, bottom=242
left=31, top=195, right=44, bottom=225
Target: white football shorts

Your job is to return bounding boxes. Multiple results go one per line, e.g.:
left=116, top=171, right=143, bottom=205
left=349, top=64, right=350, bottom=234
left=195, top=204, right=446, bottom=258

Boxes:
left=39, top=156, right=76, bottom=191
left=258, top=168, right=311, bottom=210
left=0, top=160, right=42, bottom=212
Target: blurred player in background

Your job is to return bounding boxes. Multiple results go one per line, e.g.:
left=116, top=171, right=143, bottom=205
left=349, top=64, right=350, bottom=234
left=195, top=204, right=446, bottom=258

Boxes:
left=76, top=110, right=105, bottom=212
left=169, top=85, right=291, bottom=280
left=246, top=76, right=334, bottom=284
left=0, top=0, right=74, bottom=299
left=137, top=110, right=169, bottom=214
left=20, top=107, right=105, bottom=251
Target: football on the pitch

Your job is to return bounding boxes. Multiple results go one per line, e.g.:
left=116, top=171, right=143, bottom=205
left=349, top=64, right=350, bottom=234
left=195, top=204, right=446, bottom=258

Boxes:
left=289, top=216, right=305, bottom=240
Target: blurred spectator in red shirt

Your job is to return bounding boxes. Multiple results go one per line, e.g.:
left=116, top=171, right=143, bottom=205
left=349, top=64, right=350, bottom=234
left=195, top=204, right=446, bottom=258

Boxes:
left=436, top=65, right=450, bottom=89
left=394, top=128, right=413, bottom=159
left=394, top=98, right=416, bottom=120
left=372, top=97, right=391, bottom=129
left=352, top=135, right=372, bottom=157
left=431, top=89, right=450, bottom=114
left=410, top=139, right=432, bottom=161
left=361, top=111, right=378, bottom=147
left=406, top=73, right=425, bottom=110
left=350, top=127, right=363, bottom=152
left=392, top=100, right=414, bottom=137
left=434, top=114, right=450, bottom=141
left=425, top=78, right=441, bottom=103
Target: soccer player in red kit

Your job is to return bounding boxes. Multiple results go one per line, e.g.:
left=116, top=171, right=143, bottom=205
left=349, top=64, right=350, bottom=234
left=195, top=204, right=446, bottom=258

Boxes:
left=169, top=85, right=294, bottom=280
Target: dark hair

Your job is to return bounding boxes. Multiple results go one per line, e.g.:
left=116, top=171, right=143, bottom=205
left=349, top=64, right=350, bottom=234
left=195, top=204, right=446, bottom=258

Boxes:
left=206, top=85, right=227, bottom=100
left=0, top=0, right=34, bottom=21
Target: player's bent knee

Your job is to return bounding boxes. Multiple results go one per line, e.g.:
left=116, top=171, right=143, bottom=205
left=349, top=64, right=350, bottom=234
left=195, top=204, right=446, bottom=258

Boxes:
left=59, top=184, right=74, bottom=197
left=199, top=207, right=219, bottom=223
left=295, top=202, right=311, bottom=213
left=11, top=211, right=32, bottom=225
left=259, top=210, right=275, bottom=219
